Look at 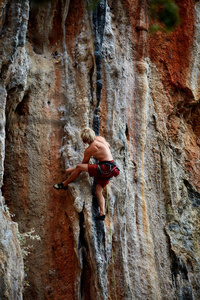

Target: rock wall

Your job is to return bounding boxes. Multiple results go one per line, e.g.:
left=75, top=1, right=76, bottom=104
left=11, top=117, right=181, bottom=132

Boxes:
left=1, top=0, right=200, bottom=299
left=0, top=204, right=24, bottom=299
left=0, top=1, right=25, bottom=298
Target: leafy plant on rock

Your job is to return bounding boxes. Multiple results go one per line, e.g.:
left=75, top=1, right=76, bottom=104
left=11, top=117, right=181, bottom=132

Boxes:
left=150, top=0, right=180, bottom=32
left=17, top=228, right=41, bottom=288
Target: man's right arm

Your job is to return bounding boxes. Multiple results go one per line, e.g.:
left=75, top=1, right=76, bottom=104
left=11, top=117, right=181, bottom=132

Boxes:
left=82, top=148, right=92, bottom=164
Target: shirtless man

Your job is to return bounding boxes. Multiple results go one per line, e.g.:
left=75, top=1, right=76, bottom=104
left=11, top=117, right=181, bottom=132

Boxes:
left=53, top=128, right=120, bottom=220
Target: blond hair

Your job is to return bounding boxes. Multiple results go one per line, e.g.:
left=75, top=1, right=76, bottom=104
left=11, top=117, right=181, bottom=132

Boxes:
left=81, top=128, right=96, bottom=143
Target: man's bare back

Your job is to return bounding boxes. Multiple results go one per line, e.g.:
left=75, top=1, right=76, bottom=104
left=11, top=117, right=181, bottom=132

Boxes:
left=83, top=136, right=113, bottom=163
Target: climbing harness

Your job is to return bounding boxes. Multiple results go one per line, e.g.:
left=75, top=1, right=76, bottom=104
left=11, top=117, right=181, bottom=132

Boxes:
left=106, top=186, right=117, bottom=300
left=97, top=161, right=120, bottom=178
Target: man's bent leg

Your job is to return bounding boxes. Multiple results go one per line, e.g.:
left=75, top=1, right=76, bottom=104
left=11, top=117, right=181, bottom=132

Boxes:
left=62, top=164, right=88, bottom=187
left=95, top=184, right=105, bottom=216
left=65, top=167, right=74, bottom=175
left=53, top=164, right=89, bottom=190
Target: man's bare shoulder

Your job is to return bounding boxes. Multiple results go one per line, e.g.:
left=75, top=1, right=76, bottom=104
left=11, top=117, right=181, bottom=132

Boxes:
left=95, top=136, right=105, bottom=141
left=95, top=136, right=110, bottom=148
left=95, top=135, right=106, bottom=142
left=95, top=136, right=108, bottom=144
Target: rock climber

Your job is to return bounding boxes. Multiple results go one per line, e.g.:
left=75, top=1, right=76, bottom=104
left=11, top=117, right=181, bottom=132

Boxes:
left=53, top=128, right=120, bottom=221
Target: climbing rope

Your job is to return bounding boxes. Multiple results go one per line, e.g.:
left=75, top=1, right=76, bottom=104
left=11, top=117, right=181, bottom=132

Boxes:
left=106, top=186, right=117, bottom=300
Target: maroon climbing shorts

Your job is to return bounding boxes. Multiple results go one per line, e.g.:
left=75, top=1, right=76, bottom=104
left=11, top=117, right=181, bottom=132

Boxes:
left=88, top=162, right=114, bottom=188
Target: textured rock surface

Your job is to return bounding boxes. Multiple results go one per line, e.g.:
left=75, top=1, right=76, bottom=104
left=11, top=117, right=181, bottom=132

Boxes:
left=1, top=0, right=200, bottom=299
left=0, top=1, right=25, bottom=298
left=0, top=207, right=24, bottom=300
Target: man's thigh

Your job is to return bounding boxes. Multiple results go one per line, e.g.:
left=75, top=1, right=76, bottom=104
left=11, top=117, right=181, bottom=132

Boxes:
left=88, top=164, right=98, bottom=177
left=77, top=164, right=89, bottom=172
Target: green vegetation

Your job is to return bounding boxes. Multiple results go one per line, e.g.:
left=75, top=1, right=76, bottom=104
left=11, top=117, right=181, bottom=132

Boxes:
left=17, top=229, right=41, bottom=289
left=87, top=0, right=100, bottom=11
left=2, top=202, right=40, bottom=289
left=2, top=202, right=14, bottom=218
left=150, top=0, right=180, bottom=32
left=29, top=0, right=180, bottom=32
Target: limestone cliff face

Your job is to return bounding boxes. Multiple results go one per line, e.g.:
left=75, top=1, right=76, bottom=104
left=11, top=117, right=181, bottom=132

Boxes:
left=0, top=207, right=24, bottom=299
left=1, top=0, right=200, bottom=299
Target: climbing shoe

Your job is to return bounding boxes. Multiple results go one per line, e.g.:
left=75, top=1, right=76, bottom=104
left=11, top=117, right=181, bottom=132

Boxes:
left=95, top=214, right=105, bottom=221
left=53, top=182, right=68, bottom=190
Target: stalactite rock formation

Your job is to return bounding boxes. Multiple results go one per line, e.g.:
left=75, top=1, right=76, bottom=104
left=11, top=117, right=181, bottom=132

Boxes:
left=0, top=0, right=200, bottom=299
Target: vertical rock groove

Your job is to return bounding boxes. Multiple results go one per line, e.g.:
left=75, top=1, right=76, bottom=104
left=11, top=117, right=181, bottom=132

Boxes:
left=91, top=2, right=109, bottom=298
left=90, top=0, right=106, bottom=135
